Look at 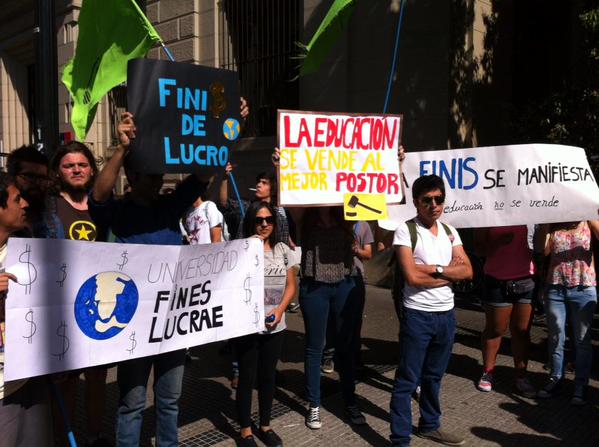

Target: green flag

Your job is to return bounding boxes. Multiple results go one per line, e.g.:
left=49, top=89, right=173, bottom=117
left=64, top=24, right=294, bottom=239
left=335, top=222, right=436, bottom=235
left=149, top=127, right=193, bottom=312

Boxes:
left=298, top=0, right=356, bottom=76
left=62, top=0, right=161, bottom=141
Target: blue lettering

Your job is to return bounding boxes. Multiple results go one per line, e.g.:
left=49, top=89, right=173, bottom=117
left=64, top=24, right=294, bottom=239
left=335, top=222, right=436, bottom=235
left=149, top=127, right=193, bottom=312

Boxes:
left=194, top=145, right=207, bottom=165
left=164, top=137, right=180, bottom=164
left=419, top=160, right=432, bottom=176
left=181, top=114, right=193, bottom=135
left=181, top=144, right=194, bottom=165
left=218, top=146, right=228, bottom=165
left=439, top=159, right=456, bottom=189
left=181, top=114, right=206, bottom=136
left=184, top=89, right=202, bottom=110
left=462, top=156, right=478, bottom=190
left=206, top=146, right=218, bottom=166
left=158, top=78, right=177, bottom=107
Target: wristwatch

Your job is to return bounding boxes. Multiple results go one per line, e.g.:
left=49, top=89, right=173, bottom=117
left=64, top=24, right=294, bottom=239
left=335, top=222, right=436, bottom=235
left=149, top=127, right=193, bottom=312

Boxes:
left=434, top=265, right=444, bottom=278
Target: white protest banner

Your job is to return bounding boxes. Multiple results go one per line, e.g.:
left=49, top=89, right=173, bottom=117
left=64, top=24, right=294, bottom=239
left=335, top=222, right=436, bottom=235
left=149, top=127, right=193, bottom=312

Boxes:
left=4, top=238, right=264, bottom=381
left=379, top=144, right=599, bottom=230
left=277, top=110, right=403, bottom=206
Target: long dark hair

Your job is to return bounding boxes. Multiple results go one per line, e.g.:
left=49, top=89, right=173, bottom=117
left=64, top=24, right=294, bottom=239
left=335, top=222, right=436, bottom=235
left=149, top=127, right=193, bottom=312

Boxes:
left=242, top=200, right=278, bottom=246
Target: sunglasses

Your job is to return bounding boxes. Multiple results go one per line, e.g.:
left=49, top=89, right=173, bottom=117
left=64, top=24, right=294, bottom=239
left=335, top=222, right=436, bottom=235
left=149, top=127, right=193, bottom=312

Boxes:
left=421, top=195, right=445, bottom=206
left=255, top=216, right=275, bottom=225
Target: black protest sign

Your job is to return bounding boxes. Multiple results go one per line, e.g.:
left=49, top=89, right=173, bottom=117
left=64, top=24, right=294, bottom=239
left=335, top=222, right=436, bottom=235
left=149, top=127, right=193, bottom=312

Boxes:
left=127, top=59, right=241, bottom=173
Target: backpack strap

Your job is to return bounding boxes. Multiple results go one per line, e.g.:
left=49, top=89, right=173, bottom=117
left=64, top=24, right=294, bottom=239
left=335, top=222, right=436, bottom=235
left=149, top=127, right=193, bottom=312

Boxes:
left=406, top=219, right=418, bottom=252
left=440, top=222, right=454, bottom=243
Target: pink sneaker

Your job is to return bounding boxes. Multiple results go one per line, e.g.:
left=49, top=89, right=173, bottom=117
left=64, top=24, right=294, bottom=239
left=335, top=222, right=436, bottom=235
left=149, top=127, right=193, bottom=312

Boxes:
left=477, top=372, right=493, bottom=392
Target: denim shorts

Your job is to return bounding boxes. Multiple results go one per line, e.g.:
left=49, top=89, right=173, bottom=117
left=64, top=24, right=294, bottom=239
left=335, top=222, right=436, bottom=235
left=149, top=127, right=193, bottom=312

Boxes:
left=481, top=275, right=534, bottom=307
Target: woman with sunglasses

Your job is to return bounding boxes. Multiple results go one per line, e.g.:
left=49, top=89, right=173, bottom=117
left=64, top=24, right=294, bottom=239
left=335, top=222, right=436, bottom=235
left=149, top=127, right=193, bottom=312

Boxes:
left=234, top=201, right=297, bottom=447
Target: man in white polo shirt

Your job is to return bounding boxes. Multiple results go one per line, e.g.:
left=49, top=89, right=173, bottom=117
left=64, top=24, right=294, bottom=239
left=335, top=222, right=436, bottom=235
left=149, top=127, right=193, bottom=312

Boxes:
left=390, top=174, right=472, bottom=447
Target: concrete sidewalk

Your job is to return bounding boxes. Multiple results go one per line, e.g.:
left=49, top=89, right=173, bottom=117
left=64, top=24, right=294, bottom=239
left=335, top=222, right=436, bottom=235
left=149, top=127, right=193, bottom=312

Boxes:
left=74, top=285, right=599, bottom=446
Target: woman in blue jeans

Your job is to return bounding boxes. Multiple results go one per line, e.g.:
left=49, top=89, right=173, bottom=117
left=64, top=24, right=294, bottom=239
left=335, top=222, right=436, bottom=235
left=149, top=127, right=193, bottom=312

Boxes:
left=291, top=206, right=365, bottom=430
left=535, top=220, right=599, bottom=404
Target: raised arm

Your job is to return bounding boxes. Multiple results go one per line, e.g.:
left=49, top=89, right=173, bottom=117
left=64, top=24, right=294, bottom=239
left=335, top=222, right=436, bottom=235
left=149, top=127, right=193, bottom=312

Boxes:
left=219, top=162, right=232, bottom=207
left=93, top=112, right=135, bottom=202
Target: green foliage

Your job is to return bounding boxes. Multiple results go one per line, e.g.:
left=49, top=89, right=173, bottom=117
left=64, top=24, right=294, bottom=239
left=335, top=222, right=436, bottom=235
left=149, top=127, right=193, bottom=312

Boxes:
left=514, top=5, right=599, bottom=173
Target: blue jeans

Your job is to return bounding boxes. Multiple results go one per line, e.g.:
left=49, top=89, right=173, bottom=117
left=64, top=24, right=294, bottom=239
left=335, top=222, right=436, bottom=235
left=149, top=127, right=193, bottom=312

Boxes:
left=545, top=285, right=597, bottom=385
left=116, top=349, right=186, bottom=447
left=390, top=308, right=456, bottom=447
left=322, top=274, right=366, bottom=364
left=300, top=276, right=360, bottom=407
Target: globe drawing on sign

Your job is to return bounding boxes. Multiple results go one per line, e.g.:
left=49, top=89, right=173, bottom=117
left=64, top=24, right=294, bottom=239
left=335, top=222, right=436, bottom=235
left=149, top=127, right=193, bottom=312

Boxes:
left=74, top=272, right=139, bottom=340
left=223, top=118, right=240, bottom=140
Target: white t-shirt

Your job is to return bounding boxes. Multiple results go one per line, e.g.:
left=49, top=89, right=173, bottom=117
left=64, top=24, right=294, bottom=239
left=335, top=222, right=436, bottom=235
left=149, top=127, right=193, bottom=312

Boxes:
left=393, top=218, right=462, bottom=312
left=183, top=201, right=227, bottom=245
left=263, top=243, right=297, bottom=334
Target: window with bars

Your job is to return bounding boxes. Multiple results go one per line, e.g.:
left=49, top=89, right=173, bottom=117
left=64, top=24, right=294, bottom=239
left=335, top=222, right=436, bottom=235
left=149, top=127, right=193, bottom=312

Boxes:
left=219, top=0, right=301, bottom=137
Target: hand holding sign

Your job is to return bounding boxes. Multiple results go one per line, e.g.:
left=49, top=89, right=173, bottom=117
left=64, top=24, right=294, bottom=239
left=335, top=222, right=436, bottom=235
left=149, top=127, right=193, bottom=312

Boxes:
left=117, top=112, right=136, bottom=149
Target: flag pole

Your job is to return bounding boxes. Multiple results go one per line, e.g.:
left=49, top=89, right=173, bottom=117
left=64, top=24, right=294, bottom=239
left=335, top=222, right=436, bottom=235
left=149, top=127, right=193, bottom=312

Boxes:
left=159, top=42, right=246, bottom=219
left=49, top=380, right=78, bottom=447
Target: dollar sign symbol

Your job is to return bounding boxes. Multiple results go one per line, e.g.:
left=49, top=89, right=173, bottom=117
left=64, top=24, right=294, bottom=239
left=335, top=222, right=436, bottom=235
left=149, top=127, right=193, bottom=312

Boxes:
left=52, top=321, right=69, bottom=360
left=254, top=254, right=259, bottom=267
left=117, top=250, right=128, bottom=271
left=126, top=332, right=137, bottom=355
left=243, top=274, right=251, bottom=304
left=253, top=303, right=260, bottom=326
left=209, top=81, right=227, bottom=119
left=22, top=309, right=36, bottom=344
left=56, top=263, right=67, bottom=287
left=18, top=244, right=37, bottom=294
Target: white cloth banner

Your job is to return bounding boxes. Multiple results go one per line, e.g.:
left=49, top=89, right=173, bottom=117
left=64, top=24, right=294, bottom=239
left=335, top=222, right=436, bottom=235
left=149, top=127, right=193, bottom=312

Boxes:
left=277, top=110, right=403, bottom=206
left=379, top=144, right=599, bottom=230
left=4, top=238, right=264, bottom=381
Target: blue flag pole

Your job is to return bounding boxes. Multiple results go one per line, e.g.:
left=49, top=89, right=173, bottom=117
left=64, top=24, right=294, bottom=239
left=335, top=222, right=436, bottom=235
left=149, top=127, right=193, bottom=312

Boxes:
left=228, top=172, right=246, bottom=218
left=49, top=380, right=78, bottom=447
left=383, top=0, right=407, bottom=114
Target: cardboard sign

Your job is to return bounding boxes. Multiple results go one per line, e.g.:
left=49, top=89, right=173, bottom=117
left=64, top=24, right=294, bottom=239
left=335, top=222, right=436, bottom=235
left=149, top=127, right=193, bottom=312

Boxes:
left=277, top=110, right=403, bottom=206
left=4, top=238, right=264, bottom=380
left=127, top=59, right=241, bottom=173
left=378, top=144, right=599, bottom=230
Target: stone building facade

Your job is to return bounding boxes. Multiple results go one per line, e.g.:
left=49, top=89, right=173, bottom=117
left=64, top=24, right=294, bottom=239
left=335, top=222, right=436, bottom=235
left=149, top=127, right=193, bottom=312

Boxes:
left=0, top=0, right=582, bottom=186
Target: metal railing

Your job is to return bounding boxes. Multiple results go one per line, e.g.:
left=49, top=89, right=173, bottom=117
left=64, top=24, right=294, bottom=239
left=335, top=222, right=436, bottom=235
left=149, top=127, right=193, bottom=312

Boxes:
left=218, top=0, right=300, bottom=137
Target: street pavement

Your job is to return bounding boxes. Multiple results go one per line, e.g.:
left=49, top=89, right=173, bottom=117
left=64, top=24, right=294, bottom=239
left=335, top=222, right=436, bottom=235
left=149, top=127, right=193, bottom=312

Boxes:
left=73, top=285, right=599, bottom=446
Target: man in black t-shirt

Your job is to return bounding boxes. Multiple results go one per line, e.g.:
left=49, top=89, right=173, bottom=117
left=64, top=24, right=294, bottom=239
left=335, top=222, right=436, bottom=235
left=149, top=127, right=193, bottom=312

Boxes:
left=47, top=142, right=110, bottom=447
left=48, top=142, right=103, bottom=242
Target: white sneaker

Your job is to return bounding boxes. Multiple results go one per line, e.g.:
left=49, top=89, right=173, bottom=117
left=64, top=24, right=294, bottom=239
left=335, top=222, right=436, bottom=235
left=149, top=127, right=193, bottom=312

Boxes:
left=305, top=406, right=322, bottom=429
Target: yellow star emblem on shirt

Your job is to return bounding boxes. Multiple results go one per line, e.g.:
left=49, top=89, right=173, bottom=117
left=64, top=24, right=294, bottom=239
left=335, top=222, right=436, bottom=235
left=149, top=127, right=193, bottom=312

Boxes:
left=69, top=220, right=96, bottom=241
left=74, top=225, right=92, bottom=240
